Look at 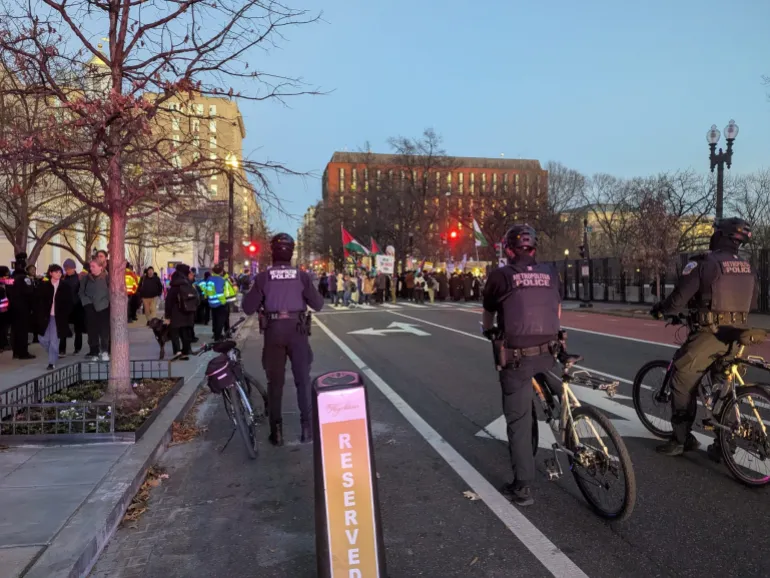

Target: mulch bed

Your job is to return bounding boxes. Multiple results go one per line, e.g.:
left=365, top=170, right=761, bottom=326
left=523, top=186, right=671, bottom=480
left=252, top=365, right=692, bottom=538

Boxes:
left=1, top=379, right=178, bottom=435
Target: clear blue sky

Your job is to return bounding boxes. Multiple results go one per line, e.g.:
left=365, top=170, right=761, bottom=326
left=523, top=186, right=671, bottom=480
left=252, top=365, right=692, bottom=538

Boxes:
left=239, top=0, right=770, bottom=236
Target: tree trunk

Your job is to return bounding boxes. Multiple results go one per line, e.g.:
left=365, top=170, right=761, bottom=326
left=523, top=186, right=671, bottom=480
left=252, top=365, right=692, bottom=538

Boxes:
left=106, top=207, right=133, bottom=402
left=655, top=272, right=661, bottom=303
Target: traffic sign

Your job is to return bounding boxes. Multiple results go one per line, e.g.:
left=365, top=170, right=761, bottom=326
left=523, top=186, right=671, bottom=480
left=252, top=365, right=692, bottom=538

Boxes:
left=313, top=371, right=386, bottom=578
left=581, top=265, right=589, bottom=277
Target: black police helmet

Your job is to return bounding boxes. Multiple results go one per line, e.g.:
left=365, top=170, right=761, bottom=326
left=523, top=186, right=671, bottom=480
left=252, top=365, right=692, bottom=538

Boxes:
left=714, top=217, right=752, bottom=245
left=270, top=232, right=295, bottom=261
left=504, top=224, right=537, bottom=251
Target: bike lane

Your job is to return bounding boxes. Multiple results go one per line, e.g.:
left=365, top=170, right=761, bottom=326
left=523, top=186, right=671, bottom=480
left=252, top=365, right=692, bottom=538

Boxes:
left=314, top=307, right=770, bottom=578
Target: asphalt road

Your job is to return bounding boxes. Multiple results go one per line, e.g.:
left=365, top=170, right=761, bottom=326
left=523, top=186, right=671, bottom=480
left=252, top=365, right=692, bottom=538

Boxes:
left=92, top=301, right=770, bottom=578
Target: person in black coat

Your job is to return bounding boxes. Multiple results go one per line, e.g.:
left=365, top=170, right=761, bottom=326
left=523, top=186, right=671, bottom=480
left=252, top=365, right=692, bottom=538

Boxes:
left=164, top=263, right=196, bottom=359
left=59, top=259, right=85, bottom=356
left=8, top=252, right=35, bottom=359
left=33, top=264, right=74, bottom=369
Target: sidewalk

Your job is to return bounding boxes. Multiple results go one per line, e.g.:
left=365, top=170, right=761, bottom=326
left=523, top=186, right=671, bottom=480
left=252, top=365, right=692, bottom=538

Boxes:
left=0, top=317, right=236, bottom=578
left=563, top=300, right=770, bottom=330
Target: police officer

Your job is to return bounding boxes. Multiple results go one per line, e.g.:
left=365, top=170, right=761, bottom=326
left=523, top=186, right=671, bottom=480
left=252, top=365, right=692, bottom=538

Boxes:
left=242, top=233, right=324, bottom=446
left=9, top=252, right=35, bottom=359
left=651, top=217, right=757, bottom=457
left=482, top=225, right=561, bottom=507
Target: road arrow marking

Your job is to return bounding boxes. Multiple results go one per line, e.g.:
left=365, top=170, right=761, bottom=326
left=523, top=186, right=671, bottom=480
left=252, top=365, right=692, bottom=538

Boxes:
left=348, top=321, right=430, bottom=337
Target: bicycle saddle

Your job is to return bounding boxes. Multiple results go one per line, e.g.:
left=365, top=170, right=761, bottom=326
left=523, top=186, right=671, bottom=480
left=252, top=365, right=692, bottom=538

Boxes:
left=719, top=327, right=767, bottom=346
left=213, top=340, right=237, bottom=353
left=558, top=351, right=583, bottom=366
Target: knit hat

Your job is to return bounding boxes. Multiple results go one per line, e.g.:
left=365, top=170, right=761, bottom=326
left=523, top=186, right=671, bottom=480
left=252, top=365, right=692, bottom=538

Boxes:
left=63, top=258, right=77, bottom=270
left=176, top=263, right=191, bottom=276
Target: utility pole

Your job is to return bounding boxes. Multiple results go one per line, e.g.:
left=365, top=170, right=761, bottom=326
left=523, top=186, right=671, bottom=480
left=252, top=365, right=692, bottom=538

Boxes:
left=580, top=217, right=593, bottom=308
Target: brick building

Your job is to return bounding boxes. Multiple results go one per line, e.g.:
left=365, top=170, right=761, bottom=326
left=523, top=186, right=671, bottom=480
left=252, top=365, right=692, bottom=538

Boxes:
left=318, top=151, right=548, bottom=262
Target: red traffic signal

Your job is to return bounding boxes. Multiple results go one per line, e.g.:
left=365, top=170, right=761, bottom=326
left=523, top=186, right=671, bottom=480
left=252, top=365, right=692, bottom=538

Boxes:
left=449, top=230, right=458, bottom=240
left=248, top=242, right=258, bottom=254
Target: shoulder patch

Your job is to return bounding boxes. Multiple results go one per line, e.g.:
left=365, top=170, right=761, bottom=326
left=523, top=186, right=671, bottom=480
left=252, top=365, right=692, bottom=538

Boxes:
left=682, top=261, right=698, bottom=276
left=24, top=277, right=31, bottom=285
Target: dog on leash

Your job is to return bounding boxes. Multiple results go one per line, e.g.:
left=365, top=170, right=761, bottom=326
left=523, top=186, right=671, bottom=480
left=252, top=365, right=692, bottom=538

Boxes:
left=148, top=318, right=171, bottom=360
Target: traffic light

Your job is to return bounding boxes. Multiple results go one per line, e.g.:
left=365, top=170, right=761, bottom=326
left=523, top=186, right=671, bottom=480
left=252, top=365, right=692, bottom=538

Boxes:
left=247, top=242, right=259, bottom=255
left=449, top=230, right=458, bottom=240
left=579, top=245, right=586, bottom=259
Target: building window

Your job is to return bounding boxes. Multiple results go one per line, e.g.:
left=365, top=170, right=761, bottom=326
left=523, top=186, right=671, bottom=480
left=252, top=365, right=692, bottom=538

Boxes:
left=172, top=155, right=181, bottom=168
left=388, top=169, right=394, bottom=182
left=352, top=207, right=357, bottom=216
left=172, top=134, right=180, bottom=144
left=211, top=173, right=217, bottom=181
left=208, top=104, right=217, bottom=116
left=503, top=173, right=509, bottom=194
left=210, top=152, right=217, bottom=160
left=192, top=119, right=200, bottom=132
left=210, top=184, right=218, bottom=197
left=458, top=198, right=463, bottom=209
left=172, top=117, right=180, bottom=131
left=209, top=135, right=217, bottom=148
left=376, top=169, right=381, bottom=191
left=492, top=173, right=498, bottom=194
left=470, top=173, right=475, bottom=195
left=339, top=195, right=344, bottom=205
left=514, top=174, right=520, bottom=195
left=169, top=102, right=178, bottom=111
left=446, top=172, right=452, bottom=194
left=458, top=173, right=464, bottom=195
left=351, top=168, right=357, bottom=191
left=195, top=103, right=204, bottom=115
left=412, top=169, right=417, bottom=183
left=209, top=119, right=217, bottom=133
left=435, top=172, right=440, bottom=192
left=481, top=173, right=487, bottom=193
left=192, top=151, right=200, bottom=162
left=339, top=167, right=345, bottom=193
left=193, top=135, right=200, bottom=147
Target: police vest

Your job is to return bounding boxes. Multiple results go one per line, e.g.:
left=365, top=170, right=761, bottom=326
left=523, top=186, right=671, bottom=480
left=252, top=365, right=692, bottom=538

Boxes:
left=125, top=271, right=138, bottom=295
left=205, top=275, right=227, bottom=308
left=703, top=251, right=754, bottom=316
left=263, top=266, right=305, bottom=313
left=223, top=278, right=237, bottom=303
left=500, top=262, right=560, bottom=346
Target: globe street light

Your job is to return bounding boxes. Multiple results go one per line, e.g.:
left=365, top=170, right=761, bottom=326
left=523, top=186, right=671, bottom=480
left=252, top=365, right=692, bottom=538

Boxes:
left=225, top=154, right=239, bottom=275
left=707, top=119, right=738, bottom=220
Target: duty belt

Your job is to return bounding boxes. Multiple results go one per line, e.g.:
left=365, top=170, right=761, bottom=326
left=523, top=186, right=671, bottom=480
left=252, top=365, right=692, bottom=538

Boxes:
left=266, top=311, right=302, bottom=321
left=698, top=311, right=748, bottom=326
left=505, top=342, right=554, bottom=358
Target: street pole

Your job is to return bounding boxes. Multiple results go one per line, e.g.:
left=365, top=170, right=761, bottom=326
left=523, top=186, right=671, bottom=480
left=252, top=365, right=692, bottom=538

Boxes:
left=707, top=120, right=738, bottom=221
left=580, top=217, right=593, bottom=308
left=227, top=170, right=234, bottom=275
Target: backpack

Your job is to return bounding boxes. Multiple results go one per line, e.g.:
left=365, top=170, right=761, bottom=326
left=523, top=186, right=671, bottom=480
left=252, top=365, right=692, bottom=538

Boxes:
left=178, top=282, right=200, bottom=313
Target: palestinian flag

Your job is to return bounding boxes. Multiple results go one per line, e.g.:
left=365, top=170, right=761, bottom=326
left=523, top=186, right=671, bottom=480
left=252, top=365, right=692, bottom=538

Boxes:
left=371, top=238, right=381, bottom=255
left=473, top=218, right=488, bottom=248
left=342, top=225, right=369, bottom=257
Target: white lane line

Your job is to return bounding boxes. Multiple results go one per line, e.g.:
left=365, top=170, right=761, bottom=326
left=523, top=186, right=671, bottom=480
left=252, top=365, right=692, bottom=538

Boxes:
left=561, top=326, right=677, bottom=349
left=455, top=308, right=482, bottom=314
left=381, top=303, right=402, bottom=309
left=402, top=302, right=428, bottom=308
left=313, top=317, right=589, bottom=578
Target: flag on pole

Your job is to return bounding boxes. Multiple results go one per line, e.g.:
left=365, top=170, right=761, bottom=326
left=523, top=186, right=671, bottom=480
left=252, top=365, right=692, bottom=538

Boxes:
left=370, top=238, right=381, bottom=255
left=341, top=225, right=370, bottom=258
left=473, top=218, right=488, bottom=248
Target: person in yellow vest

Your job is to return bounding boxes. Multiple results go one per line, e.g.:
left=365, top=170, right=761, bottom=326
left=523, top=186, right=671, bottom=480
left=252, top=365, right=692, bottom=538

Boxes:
left=203, top=264, right=236, bottom=341
left=125, top=262, right=140, bottom=322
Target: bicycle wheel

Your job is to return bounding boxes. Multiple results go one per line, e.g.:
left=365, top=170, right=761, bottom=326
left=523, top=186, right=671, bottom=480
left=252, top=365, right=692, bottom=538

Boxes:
left=718, top=385, right=770, bottom=487
left=632, top=360, right=674, bottom=439
left=230, top=385, right=258, bottom=460
left=565, top=405, right=636, bottom=521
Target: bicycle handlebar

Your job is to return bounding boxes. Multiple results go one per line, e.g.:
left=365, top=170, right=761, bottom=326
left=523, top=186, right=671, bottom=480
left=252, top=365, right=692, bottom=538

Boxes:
left=193, top=316, right=248, bottom=356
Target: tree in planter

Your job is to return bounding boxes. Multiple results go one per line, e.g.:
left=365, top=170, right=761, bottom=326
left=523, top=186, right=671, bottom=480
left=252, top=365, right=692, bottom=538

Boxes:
left=0, top=0, right=318, bottom=402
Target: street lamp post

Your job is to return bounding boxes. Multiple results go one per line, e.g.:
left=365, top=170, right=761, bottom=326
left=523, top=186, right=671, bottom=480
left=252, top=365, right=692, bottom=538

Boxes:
left=580, top=217, right=593, bottom=308
left=707, top=120, right=738, bottom=220
left=225, top=154, right=239, bottom=275
left=563, top=249, right=569, bottom=298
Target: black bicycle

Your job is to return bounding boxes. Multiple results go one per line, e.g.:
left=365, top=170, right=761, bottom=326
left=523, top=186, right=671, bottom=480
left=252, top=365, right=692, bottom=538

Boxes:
left=195, top=317, right=269, bottom=459
left=632, top=316, right=770, bottom=486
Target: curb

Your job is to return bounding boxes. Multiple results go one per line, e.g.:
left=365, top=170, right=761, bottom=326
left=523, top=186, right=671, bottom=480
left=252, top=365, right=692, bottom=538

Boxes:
left=19, top=319, right=259, bottom=578
left=26, top=315, right=258, bottom=578
left=565, top=304, right=651, bottom=320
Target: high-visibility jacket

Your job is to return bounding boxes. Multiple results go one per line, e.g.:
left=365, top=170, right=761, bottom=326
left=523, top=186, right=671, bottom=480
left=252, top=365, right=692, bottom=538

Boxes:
left=224, top=277, right=237, bottom=303
left=125, top=269, right=139, bottom=295
left=204, top=274, right=227, bottom=308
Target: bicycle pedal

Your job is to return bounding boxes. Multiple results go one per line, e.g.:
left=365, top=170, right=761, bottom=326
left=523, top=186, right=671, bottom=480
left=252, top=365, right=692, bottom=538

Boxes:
left=702, top=418, right=715, bottom=431
left=544, top=459, right=561, bottom=481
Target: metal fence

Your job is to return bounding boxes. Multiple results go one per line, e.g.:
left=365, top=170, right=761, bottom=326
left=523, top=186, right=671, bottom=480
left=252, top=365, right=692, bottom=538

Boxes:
left=0, top=360, right=170, bottom=427
left=549, top=249, right=770, bottom=313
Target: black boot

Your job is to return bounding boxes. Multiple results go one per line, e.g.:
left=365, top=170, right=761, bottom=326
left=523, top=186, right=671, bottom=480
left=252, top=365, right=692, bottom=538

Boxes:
left=301, top=423, right=313, bottom=444
left=656, top=439, right=684, bottom=456
left=269, top=422, right=283, bottom=447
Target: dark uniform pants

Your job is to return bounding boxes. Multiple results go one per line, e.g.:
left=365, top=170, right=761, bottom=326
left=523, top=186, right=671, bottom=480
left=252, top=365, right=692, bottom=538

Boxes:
left=211, top=305, right=228, bottom=340
left=10, top=310, right=30, bottom=357
left=669, top=328, right=730, bottom=443
left=262, top=321, right=313, bottom=428
left=499, top=352, right=555, bottom=486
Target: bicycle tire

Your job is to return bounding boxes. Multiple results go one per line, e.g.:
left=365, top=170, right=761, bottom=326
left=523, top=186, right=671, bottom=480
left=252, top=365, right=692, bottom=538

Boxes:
left=632, top=360, right=674, bottom=439
left=566, top=405, right=636, bottom=521
left=231, top=385, right=258, bottom=460
left=718, top=385, right=770, bottom=487
left=222, top=390, right=236, bottom=425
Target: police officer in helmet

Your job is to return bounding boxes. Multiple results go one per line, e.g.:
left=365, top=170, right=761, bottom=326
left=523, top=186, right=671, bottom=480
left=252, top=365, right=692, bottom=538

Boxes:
left=242, top=233, right=324, bottom=446
left=651, top=217, right=757, bottom=457
left=482, top=224, right=562, bottom=506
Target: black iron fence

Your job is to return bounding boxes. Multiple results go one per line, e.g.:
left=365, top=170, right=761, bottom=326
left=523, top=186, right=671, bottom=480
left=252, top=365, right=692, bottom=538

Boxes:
left=547, top=249, right=770, bottom=313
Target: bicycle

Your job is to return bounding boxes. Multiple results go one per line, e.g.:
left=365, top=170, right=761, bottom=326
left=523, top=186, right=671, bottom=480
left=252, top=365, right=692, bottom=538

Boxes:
left=632, top=315, right=770, bottom=486
left=194, top=316, right=269, bottom=460
left=485, top=327, right=636, bottom=521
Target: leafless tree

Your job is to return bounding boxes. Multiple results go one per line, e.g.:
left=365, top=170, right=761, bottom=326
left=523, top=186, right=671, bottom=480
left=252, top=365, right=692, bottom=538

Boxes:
left=727, top=169, right=770, bottom=260
left=0, top=0, right=318, bottom=400
left=581, top=174, right=637, bottom=266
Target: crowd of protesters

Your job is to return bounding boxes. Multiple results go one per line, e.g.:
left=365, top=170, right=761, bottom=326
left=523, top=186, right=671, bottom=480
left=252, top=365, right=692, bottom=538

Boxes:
left=315, top=268, right=485, bottom=308
left=0, top=250, right=247, bottom=369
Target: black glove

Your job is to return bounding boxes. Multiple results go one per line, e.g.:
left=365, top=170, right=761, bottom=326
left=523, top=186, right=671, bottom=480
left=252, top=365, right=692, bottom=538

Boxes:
left=483, top=326, right=500, bottom=341
left=649, top=303, right=662, bottom=320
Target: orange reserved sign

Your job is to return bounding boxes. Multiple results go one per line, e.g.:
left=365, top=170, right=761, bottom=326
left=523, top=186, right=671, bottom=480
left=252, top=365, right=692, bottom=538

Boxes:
left=317, top=383, right=382, bottom=577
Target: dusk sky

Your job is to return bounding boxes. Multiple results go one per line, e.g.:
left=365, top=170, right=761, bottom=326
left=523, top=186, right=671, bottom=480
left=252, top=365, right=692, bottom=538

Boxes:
left=240, top=0, right=770, bottom=236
